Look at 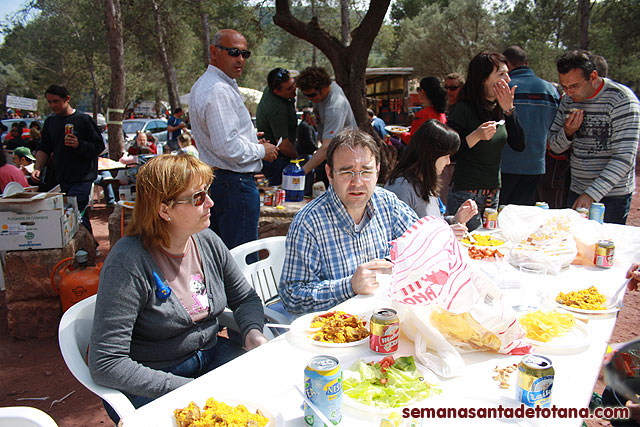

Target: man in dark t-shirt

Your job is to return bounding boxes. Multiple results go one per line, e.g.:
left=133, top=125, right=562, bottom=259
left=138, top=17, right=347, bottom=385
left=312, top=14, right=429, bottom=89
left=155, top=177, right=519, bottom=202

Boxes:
left=256, top=67, right=298, bottom=185
left=33, top=85, right=105, bottom=233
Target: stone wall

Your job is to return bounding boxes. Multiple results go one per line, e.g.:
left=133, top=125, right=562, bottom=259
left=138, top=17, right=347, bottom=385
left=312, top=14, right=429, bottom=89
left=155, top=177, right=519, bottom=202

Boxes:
left=4, top=226, right=97, bottom=339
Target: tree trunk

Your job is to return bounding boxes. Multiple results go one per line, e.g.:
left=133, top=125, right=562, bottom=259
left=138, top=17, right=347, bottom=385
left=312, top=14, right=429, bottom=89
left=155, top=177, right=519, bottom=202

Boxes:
left=197, top=0, right=211, bottom=67
left=578, top=0, right=590, bottom=50
left=340, top=0, right=350, bottom=46
left=151, top=0, right=181, bottom=112
left=104, top=0, right=125, bottom=160
left=274, top=0, right=393, bottom=181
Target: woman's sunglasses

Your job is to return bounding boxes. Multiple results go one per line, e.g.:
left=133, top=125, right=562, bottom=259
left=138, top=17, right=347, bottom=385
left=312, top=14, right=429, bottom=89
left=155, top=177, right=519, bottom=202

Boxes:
left=215, top=45, right=251, bottom=59
left=173, top=189, right=209, bottom=207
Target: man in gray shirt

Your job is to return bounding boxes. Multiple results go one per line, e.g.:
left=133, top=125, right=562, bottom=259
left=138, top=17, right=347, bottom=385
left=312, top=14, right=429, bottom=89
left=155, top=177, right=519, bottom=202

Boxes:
left=296, top=66, right=357, bottom=175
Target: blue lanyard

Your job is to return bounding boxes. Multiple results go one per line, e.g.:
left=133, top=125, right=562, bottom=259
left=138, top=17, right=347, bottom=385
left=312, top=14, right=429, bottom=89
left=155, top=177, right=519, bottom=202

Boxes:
left=438, top=197, right=446, bottom=216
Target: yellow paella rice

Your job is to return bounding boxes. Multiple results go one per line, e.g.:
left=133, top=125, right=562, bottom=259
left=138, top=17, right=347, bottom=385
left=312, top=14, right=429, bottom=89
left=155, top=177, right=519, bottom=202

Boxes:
left=174, top=398, right=269, bottom=427
left=461, top=234, right=505, bottom=246
left=556, top=286, right=607, bottom=310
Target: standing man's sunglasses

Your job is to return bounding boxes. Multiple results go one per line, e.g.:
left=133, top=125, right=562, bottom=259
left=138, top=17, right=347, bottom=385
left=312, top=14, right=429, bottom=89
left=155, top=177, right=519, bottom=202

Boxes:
left=215, top=45, right=251, bottom=59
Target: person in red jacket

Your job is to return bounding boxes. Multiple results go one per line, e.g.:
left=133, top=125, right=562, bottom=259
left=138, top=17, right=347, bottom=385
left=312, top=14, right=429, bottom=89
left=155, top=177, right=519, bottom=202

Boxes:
left=401, top=77, right=447, bottom=144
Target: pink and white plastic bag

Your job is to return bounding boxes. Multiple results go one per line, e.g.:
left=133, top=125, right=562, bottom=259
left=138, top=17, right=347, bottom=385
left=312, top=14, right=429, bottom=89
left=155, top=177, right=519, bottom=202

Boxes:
left=389, top=216, right=531, bottom=356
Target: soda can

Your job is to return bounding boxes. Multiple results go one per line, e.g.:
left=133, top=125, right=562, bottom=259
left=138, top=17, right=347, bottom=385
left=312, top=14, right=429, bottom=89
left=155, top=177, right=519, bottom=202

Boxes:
left=370, top=308, right=399, bottom=354
left=516, top=354, right=554, bottom=408
left=576, top=207, right=589, bottom=219
left=65, top=124, right=74, bottom=135
left=589, top=202, right=605, bottom=223
left=263, top=191, right=274, bottom=206
left=535, top=202, right=549, bottom=209
left=304, top=355, right=342, bottom=427
left=275, top=189, right=286, bottom=207
left=483, top=208, right=498, bottom=229
left=594, top=240, right=615, bottom=268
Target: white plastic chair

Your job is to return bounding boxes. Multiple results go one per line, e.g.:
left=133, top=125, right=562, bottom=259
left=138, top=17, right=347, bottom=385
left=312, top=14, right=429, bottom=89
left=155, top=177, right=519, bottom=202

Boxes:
left=229, top=236, right=286, bottom=306
left=220, top=236, right=291, bottom=334
left=0, top=406, right=58, bottom=427
left=58, top=295, right=135, bottom=420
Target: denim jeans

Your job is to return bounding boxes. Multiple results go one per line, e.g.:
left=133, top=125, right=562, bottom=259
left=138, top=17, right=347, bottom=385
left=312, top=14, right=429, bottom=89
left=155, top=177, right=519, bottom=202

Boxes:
left=94, top=171, right=116, bottom=205
left=103, top=336, right=245, bottom=425
left=262, top=154, right=291, bottom=186
left=567, top=191, right=632, bottom=225
left=447, top=188, right=500, bottom=231
left=60, top=181, right=93, bottom=233
left=209, top=170, right=260, bottom=253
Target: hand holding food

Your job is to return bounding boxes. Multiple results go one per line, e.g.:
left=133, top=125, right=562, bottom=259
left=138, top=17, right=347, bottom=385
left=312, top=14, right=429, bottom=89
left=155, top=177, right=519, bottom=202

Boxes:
left=351, top=259, right=393, bottom=295
left=564, top=109, right=583, bottom=139
left=454, top=199, right=478, bottom=225
left=626, top=263, right=640, bottom=291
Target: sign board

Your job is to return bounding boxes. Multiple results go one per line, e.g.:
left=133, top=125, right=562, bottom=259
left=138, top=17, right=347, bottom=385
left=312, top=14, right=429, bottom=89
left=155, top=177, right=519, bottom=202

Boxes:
left=134, top=101, right=155, bottom=115
left=6, top=95, right=38, bottom=111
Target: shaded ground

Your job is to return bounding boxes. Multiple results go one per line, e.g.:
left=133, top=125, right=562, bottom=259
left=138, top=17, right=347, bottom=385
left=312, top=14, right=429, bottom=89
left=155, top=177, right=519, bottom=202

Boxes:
left=2, top=168, right=640, bottom=426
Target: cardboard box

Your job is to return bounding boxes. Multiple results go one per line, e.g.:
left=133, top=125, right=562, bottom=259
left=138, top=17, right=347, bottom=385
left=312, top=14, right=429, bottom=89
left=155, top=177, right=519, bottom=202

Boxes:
left=0, top=192, right=64, bottom=214
left=0, top=197, right=79, bottom=251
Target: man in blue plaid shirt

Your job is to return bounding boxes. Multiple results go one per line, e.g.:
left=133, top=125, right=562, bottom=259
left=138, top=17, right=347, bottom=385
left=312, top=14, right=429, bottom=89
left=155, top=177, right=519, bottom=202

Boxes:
left=279, top=129, right=419, bottom=315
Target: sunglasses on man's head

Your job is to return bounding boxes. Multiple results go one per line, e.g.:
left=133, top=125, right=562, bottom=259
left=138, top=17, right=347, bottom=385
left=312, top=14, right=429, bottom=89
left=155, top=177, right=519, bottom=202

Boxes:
left=215, top=45, right=251, bottom=59
left=172, top=188, right=210, bottom=207
left=444, top=85, right=462, bottom=91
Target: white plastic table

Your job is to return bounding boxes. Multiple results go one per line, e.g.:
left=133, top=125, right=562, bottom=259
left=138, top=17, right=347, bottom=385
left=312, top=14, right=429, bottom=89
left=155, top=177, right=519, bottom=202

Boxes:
left=122, top=223, right=640, bottom=427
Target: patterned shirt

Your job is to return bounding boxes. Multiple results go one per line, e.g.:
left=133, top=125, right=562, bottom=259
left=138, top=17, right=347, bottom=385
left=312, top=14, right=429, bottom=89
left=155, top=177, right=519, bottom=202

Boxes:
left=189, top=65, right=265, bottom=172
left=279, top=186, right=419, bottom=315
left=548, top=78, right=640, bottom=200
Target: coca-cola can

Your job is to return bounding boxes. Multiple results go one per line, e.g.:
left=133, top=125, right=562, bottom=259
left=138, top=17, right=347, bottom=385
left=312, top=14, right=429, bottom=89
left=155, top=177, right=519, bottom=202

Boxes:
left=275, top=189, right=286, bottom=207
left=369, top=308, right=399, bottom=354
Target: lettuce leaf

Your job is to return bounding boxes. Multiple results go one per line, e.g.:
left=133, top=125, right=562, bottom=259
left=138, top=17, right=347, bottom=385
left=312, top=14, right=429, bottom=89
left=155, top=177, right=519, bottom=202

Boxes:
left=342, top=356, right=440, bottom=408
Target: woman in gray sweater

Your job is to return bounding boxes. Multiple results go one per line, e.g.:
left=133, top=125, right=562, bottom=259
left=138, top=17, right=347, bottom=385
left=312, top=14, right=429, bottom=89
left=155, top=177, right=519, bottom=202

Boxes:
left=385, top=119, right=478, bottom=239
left=89, top=154, right=267, bottom=422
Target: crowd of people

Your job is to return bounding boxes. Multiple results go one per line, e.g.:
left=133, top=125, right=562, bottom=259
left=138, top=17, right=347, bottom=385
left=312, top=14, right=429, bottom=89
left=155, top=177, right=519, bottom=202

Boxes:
left=1, top=26, right=639, bottom=425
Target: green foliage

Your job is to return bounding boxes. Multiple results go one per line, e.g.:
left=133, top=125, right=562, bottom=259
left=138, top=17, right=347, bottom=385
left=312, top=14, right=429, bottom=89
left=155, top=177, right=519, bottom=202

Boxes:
left=397, top=0, right=502, bottom=78
left=590, top=0, right=640, bottom=92
left=0, top=0, right=637, bottom=113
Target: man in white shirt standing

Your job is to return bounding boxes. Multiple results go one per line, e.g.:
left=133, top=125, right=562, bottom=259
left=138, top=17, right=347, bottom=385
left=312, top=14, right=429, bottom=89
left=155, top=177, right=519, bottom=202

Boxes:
left=189, top=29, right=278, bottom=251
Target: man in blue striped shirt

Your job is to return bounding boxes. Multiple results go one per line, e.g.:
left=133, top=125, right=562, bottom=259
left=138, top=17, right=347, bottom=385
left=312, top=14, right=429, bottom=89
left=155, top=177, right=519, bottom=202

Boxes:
left=279, top=129, right=419, bottom=315
left=548, top=50, right=640, bottom=224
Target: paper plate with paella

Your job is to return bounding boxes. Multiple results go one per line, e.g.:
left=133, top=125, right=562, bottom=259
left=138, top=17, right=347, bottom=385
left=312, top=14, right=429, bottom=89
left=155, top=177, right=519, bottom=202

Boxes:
left=290, top=310, right=371, bottom=348
left=174, top=397, right=281, bottom=427
left=549, top=285, right=621, bottom=315
left=460, top=231, right=507, bottom=261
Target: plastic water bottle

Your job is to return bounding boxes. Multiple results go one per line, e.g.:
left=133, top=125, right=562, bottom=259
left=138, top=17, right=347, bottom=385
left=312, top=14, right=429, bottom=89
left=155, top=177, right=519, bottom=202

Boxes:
left=282, top=159, right=305, bottom=202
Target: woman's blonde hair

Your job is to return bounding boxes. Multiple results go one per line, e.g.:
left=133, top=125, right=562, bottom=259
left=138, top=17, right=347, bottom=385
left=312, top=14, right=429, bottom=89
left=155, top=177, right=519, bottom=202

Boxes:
left=126, top=154, right=213, bottom=249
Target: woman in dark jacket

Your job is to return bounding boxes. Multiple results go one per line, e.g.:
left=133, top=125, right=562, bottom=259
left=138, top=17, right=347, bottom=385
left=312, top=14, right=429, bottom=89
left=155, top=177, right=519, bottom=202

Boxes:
left=446, top=51, right=526, bottom=230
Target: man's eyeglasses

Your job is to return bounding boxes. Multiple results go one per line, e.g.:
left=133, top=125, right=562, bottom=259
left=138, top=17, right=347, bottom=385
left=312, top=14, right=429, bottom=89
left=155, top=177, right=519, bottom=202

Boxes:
left=172, top=188, right=210, bottom=207
left=302, top=90, right=319, bottom=98
left=215, top=45, right=251, bottom=59
left=444, top=85, right=462, bottom=91
left=561, top=79, right=588, bottom=93
left=335, top=169, right=377, bottom=181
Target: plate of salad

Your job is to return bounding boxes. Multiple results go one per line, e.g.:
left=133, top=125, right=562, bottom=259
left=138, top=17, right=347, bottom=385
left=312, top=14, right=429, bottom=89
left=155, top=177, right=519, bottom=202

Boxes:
left=342, top=355, right=441, bottom=413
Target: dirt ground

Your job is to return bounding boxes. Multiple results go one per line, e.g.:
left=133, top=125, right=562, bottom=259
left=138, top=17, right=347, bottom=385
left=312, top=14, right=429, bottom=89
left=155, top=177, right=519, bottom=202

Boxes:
left=2, top=183, right=640, bottom=426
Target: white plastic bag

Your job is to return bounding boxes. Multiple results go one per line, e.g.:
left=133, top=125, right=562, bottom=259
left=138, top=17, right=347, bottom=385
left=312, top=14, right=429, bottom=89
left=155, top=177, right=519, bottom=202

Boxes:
left=389, top=217, right=532, bottom=362
left=502, top=207, right=578, bottom=274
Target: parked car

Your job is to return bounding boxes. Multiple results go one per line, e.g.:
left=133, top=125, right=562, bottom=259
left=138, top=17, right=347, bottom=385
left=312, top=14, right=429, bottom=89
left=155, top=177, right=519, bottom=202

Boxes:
left=121, top=118, right=168, bottom=145
left=1, top=118, right=45, bottom=141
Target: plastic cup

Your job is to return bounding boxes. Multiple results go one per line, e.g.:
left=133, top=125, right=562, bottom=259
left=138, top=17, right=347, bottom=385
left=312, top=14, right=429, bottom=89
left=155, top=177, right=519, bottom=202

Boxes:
left=513, top=262, right=547, bottom=312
